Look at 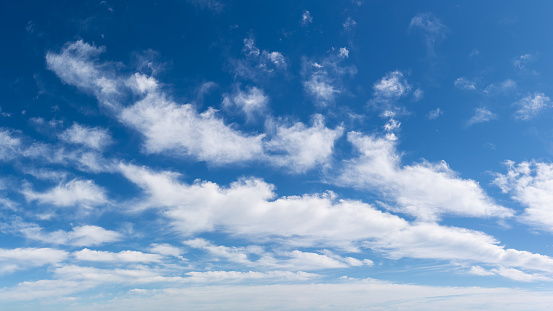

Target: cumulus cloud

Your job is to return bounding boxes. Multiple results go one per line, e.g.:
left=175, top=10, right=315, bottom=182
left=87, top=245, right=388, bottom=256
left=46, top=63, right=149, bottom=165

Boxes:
left=264, top=114, right=343, bottom=173
left=337, top=132, right=513, bottom=221
left=22, top=179, right=108, bottom=208
left=59, top=123, right=112, bottom=151
left=513, top=92, right=550, bottom=120
left=467, top=107, right=496, bottom=126
left=120, top=92, right=265, bottom=164
left=373, top=71, right=411, bottom=99
left=222, top=86, right=268, bottom=122
left=14, top=221, right=122, bottom=246
left=114, top=162, right=553, bottom=277
left=0, top=248, right=68, bottom=274
left=494, top=161, right=553, bottom=232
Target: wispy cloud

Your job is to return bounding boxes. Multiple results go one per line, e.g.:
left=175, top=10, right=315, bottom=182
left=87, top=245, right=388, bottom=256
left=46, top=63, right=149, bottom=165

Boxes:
left=466, top=107, right=497, bottom=126
left=514, top=92, right=550, bottom=120
left=409, top=12, right=448, bottom=57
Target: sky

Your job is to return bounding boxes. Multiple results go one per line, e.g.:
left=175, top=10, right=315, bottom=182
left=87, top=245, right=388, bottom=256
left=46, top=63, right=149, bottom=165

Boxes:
left=2, top=0, right=553, bottom=310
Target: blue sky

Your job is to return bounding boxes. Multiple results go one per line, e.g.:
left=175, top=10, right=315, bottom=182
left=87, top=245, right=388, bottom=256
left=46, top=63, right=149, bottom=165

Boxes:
left=2, top=0, right=553, bottom=309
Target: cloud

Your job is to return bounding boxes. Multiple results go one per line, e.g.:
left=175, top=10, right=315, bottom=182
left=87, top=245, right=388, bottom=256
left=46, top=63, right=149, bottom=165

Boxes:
left=59, top=123, right=112, bottom=151
left=149, top=244, right=185, bottom=258
left=45, top=40, right=121, bottom=110
left=494, top=161, right=553, bottom=232
left=222, top=86, right=269, bottom=122
left=369, top=71, right=411, bottom=113
left=264, top=114, right=343, bottom=173
left=22, top=179, right=108, bottom=208
left=454, top=77, right=477, bottom=90
left=0, top=248, right=68, bottom=274
left=373, top=71, right=411, bottom=99
left=338, top=47, right=349, bottom=58
left=47, top=41, right=339, bottom=172
left=343, top=17, right=357, bottom=30
left=186, top=0, right=224, bottom=12
left=120, top=92, right=265, bottom=164
left=0, top=129, right=22, bottom=161
left=114, top=162, right=553, bottom=277
left=337, top=132, right=513, bottom=221
left=14, top=222, right=122, bottom=246
left=467, top=107, right=497, bottom=126
left=513, top=92, right=550, bottom=120
left=52, top=279, right=553, bottom=310
left=300, top=10, right=312, bottom=25
left=233, top=35, right=287, bottom=79
left=409, top=12, right=447, bottom=57
left=183, top=238, right=368, bottom=271
left=514, top=53, right=535, bottom=71
left=427, top=108, right=442, bottom=120
left=73, top=249, right=162, bottom=263
left=302, top=53, right=357, bottom=107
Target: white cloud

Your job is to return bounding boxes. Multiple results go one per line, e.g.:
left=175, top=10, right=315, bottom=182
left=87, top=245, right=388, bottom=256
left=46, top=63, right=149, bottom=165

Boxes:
left=0, top=248, right=68, bottom=274
left=48, top=42, right=337, bottom=171
left=45, top=40, right=120, bottom=109
left=302, top=55, right=356, bottom=106
left=236, top=35, right=287, bottom=78
left=15, top=222, right=122, bottom=246
left=115, top=163, right=553, bottom=276
left=264, top=115, right=343, bottom=173
left=22, top=179, right=108, bottom=208
left=303, top=74, right=340, bottom=105
left=59, top=123, right=112, bottom=151
left=184, top=270, right=317, bottom=283
left=183, top=238, right=368, bottom=271
left=413, top=88, right=424, bottom=101
left=374, top=71, right=411, bottom=98
left=338, top=47, right=349, bottom=58
left=55, top=280, right=553, bottom=310
left=120, top=92, right=265, bottom=164
left=514, top=92, right=551, bottom=120
left=337, top=132, right=513, bottom=221
left=483, top=79, right=517, bottom=94
left=301, top=10, right=312, bottom=25
left=454, top=77, right=476, bottom=90
left=514, top=53, right=535, bottom=71
left=74, top=248, right=162, bottom=263
left=409, top=12, right=447, bottom=57
left=149, top=243, right=185, bottom=258
left=343, top=17, right=357, bottom=30
left=222, top=86, right=268, bottom=121
left=467, top=107, right=496, bottom=126
left=427, top=108, right=442, bottom=120
left=494, top=161, right=553, bottom=232
left=0, top=130, right=22, bottom=162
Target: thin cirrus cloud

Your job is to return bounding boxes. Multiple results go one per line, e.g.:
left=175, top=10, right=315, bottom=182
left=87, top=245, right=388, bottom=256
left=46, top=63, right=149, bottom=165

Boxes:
left=513, top=92, right=551, bottom=120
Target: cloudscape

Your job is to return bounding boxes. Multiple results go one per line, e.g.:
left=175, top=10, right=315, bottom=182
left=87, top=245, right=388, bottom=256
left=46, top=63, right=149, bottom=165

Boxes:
left=2, top=1, right=553, bottom=310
